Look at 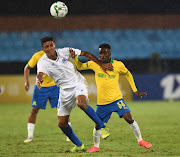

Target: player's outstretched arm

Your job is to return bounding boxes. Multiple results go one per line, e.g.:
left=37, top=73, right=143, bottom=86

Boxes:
left=24, top=64, right=31, bottom=91
left=125, top=71, right=147, bottom=98
left=69, top=49, right=87, bottom=70
left=80, top=51, right=113, bottom=74
left=125, top=71, right=138, bottom=92
left=70, top=48, right=85, bottom=70
left=36, top=72, right=44, bottom=89
left=69, top=48, right=75, bottom=58
left=73, top=56, right=87, bottom=70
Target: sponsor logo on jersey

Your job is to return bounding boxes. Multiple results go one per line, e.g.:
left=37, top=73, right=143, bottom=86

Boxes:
left=62, top=58, right=67, bottom=63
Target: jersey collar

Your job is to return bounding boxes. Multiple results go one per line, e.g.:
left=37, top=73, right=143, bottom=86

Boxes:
left=45, top=51, right=59, bottom=61
left=110, top=58, right=113, bottom=63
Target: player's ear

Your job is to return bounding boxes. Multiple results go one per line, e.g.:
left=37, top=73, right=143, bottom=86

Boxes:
left=41, top=44, right=44, bottom=50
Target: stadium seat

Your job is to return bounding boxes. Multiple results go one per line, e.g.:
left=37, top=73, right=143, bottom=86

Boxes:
left=0, top=29, right=180, bottom=61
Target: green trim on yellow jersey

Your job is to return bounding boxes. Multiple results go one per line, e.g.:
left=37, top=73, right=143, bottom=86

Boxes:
left=124, top=70, right=129, bottom=75
left=86, top=61, right=88, bottom=68
left=110, top=58, right=113, bottom=63
left=27, top=63, right=32, bottom=69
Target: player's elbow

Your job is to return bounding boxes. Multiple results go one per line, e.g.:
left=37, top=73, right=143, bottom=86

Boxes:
left=24, top=64, right=30, bottom=72
left=125, top=71, right=133, bottom=78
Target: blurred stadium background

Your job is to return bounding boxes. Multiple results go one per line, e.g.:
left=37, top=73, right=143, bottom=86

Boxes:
left=0, top=0, right=180, bottom=102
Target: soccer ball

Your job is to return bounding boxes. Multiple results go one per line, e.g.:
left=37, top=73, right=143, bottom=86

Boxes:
left=50, top=1, right=68, bottom=19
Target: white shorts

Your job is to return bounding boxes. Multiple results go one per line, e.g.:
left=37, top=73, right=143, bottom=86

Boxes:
left=57, top=81, right=89, bottom=116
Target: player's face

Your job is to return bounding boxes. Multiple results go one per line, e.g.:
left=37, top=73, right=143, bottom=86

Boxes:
left=99, top=48, right=111, bottom=63
left=42, top=41, right=56, bottom=60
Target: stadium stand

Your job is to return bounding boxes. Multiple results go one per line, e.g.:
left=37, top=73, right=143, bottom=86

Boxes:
left=0, top=29, right=179, bottom=61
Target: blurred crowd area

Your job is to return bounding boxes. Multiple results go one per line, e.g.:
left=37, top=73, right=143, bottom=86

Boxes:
left=0, top=0, right=180, bottom=74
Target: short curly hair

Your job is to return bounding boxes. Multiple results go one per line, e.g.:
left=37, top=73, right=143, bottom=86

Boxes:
left=40, top=36, right=55, bottom=47
left=99, top=43, right=111, bottom=49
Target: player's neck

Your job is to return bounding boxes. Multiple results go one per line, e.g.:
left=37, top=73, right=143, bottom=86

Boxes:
left=101, top=58, right=111, bottom=63
left=48, top=51, right=57, bottom=60
left=105, top=58, right=111, bottom=63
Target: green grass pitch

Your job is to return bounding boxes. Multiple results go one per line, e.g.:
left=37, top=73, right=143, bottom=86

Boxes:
left=0, top=101, right=180, bottom=157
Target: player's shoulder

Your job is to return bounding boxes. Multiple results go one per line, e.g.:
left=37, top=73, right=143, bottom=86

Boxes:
left=88, top=60, right=94, bottom=64
left=33, top=50, right=45, bottom=56
left=56, top=47, right=69, bottom=56
left=87, top=60, right=97, bottom=66
left=32, top=50, right=45, bottom=59
left=112, top=59, right=124, bottom=65
left=112, top=59, right=126, bottom=68
left=38, top=53, right=47, bottom=63
left=56, top=47, right=69, bottom=52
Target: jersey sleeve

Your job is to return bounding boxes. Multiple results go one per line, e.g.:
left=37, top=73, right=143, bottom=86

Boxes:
left=118, top=61, right=129, bottom=75
left=73, top=56, right=96, bottom=71
left=72, top=48, right=81, bottom=56
left=73, top=56, right=89, bottom=70
left=62, top=47, right=81, bottom=59
left=86, top=60, right=97, bottom=71
left=125, top=71, right=138, bottom=92
left=118, top=61, right=138, bottom=92
left=27, top=53, right=39, bottom=68
left=37, top=59, right=47, bottom=74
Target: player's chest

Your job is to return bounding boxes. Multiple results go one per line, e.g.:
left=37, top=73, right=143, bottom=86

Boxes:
left=46, top=57, right=74, bottom=72
left=95, top=67, right=119, bottom=80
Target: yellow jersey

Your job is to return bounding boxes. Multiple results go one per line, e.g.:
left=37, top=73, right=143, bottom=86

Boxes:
left=28, top=51, right=55, bottom=87
left=74, top=57, right=137, bottom=105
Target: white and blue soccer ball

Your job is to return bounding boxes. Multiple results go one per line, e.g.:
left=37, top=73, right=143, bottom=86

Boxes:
left=50, top=1, right=68, bottom=19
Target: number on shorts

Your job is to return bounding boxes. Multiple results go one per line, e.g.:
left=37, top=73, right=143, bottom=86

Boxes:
left=117, top=100, right=128, bottom=109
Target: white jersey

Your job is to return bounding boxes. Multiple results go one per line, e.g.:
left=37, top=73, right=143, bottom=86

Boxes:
left=37, top=47, right=86, bottom=90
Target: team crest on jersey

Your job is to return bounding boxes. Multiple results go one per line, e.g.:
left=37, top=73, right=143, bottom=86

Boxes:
left=62, top=58, right=67, bottom=63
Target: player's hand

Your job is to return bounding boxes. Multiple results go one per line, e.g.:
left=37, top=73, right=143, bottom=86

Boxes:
left=36, top=80, right=42, bottom=90
left=36, top=76, right=43, bottom=90
left=69, top=48, right=75, bottom=58
left=24, top=81, right=30, bottom=91
left=37, top=82, right=41, bottom=89
left=134, top=91, right=147, bottom=98
left=101, top=63, right=113, bottom=75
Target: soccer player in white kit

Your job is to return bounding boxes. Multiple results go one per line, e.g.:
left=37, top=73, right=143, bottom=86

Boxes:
left=36, top=36, right=113, bottom=152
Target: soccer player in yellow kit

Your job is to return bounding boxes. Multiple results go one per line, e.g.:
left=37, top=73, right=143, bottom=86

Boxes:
left=71, top=43, right=152, bottom=152
left=24, top=50, right=71, bottom=143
